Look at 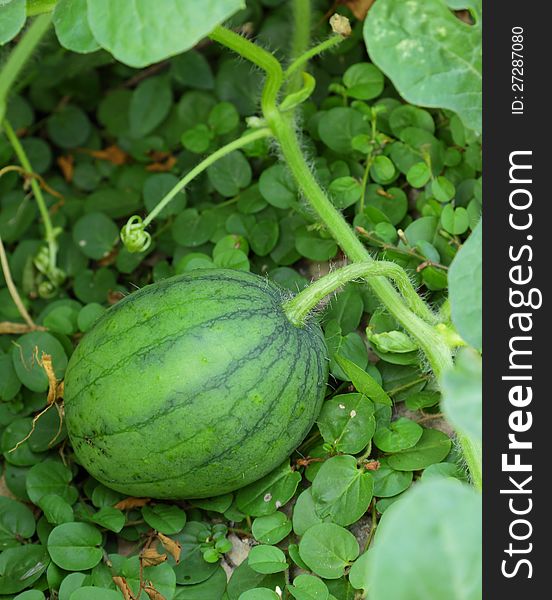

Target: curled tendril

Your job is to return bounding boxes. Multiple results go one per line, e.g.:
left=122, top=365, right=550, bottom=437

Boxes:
left=33, top=245, right=66, bottom=296
left=121, top=215, right=152, bottom=253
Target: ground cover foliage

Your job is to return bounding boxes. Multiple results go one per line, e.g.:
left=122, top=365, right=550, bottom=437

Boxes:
left=0, top=1, right=482, bottom=599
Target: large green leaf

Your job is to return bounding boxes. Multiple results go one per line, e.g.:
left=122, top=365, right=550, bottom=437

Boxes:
left=368, top=479, right=482, bottom=599
left=87, top=0, right=246, bottom=68
left=448, top=220, right=482, bottom=350
left=364, top=0, right=482, bottom=133
left=441, top=348, right=482, bottom=443
left=0, top=0, right=26, bottom=45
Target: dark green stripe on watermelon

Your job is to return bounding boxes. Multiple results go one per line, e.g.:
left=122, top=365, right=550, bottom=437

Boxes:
left=64, top=269, right=329, bottom=499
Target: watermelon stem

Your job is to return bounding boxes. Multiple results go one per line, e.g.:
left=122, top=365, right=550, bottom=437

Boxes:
left=0, top=14, right=52, bottom=132
left=120, top=127, right=273, bottom=253
left=283, top=261, right=437, bottom=327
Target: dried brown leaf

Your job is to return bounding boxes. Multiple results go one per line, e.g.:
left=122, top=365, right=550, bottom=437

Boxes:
left=144, top=583, right=166, bottom=600
left=146, top=153, right=177, bottom=172
left=57, top=155, right=74, bottom=182
left=0, top=322, right=46, bottom=335
left=140, top=548, right=167, bottom=567
left=89, top=145, right=129, bottom=165
left=115, top=497, right=151, bottom=510
left=113, top=576, right=136, bottom=600
left=157, top=532, right=182, bottom=564
left=344, top=0, right=375, bottom=20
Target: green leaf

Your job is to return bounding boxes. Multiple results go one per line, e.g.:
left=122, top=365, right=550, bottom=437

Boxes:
left=38, top=494, right=74, bottom=525
left=73, top=212, right=119, bottom=260
left=142, top=504, right=187, bottom=534
left=172, top=209, right=219, bottom=247
left=373, top=417, right=423, bottom=453
left=87, top=0, right=246, bottom=67
left=248, top=545, right=288, bottom=574
left=448, top=219, right=482, bottom=349
left=0, top=497, right=36, bottom=549
left=129, top=75, right=172, bottom=137
left=441, top=204, right=469, bottom=234
left=441, top=348, right=482, bottom=443
left=26, top=460, right=77, bottom=505
left=342, top=63, right=384, bottom=100
left=53, top=0, right=100, bottom=53
left=0, top=544, right=49, bottom=594
left=431, top=176, right=455, bottom=203
left=13, top=590, right=46, bottom=600
left=11, top=331, right=68, bottom=393
left=68, top=588, right=122, bottom=600
left=46, top=105, right=91, bottom=148
left=208, top=102, right=240, bottom=135
left=292, top=488, right=325, bottom=537
left=259, top=165, right=297, bottom=209
left=172, top=522, right=219, bottom=585
left=328, top=177, right=362, bottom=209
left=192, top=494, right=233, bottom=514
left=1, top=418, right=42, bottom=467
left=252, top=512, right=292, bottom=545
left=317, top=393, right=375, bottom=454
left=249, top=220, right=279, bottom=257
left=406, top=162, right=431, bottom=188
left=58, top=572, right=87, bottom=600
left=366, top=329, right=417, bottom=354
left=236, top=461, right=301, bottom=517
left=348, top=550, right=371, bottom=592
left=73, top=268, right=117, bottom=304
left=318, top=107, right=370, bottom=154
left=280, top=72, right=316, bottom=111
left=370, top=156, right=395, bottom=183
left=298, top=523, right=359, bottom=580
left=288, top=574, right=329, bottom=600
left=372, top=458, right=413, bottom=498
left=334, top=355, right=391, bottom=405
left=77, top=304, right=106, bottom=333
left=311, top=455, right=373, bottom=526
left=364, top=0, right=482, bottom=133
left=47, top=523, right=103, bottom=570
left=89, top=507, right=126, bottom=533
left=0, top=352, right=21, bottom=401
left=368, top=480, right=481, bottom=599
left=226, top=559, right=284, bottom=600
left=173, top=567, right=227, bottom=599
left=387, top=428, right=452, bottom=471
left=238, top=589, right=279, bottom=600
left=207, top=150, right=252, bottom=197
left=0, top=0, right=26, bottom=45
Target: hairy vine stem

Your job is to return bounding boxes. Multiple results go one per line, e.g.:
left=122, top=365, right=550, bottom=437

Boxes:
left=283, top=261, right=437, bottom=327
left=3, top=120, right=59, bottom=278
left=288, top=0, right=312, bottom=92
left=0, top=14, right=52, bottom=130
left=121, top=127, right=273, bottom=252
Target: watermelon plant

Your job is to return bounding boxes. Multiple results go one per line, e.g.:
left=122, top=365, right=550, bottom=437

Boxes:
left=0, top=1, right=482, bottom=599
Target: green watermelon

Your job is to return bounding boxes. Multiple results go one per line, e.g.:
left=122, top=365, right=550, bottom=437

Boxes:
left=64, top=269, right=328, bottom=499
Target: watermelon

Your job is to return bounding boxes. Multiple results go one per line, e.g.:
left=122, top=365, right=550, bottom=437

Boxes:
left=64, top=269, right=328, bottom=499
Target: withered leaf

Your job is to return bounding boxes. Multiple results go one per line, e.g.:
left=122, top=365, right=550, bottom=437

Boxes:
left=115, top=497, right=151, bottom=510
left=144, top=583, right=166, bottom=600
left=140, top=547, right=167, bottom=567
left=146, top=153, right=177, bottom=172
left=89, top=145, right=128, bottom=165
left=344, top=0, right=376, bottom=20
left=157, top=532, right=182, bottom=564
left=57, top=155, right=74, bottom=182
left=113, top=576, right=135, bottom=600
